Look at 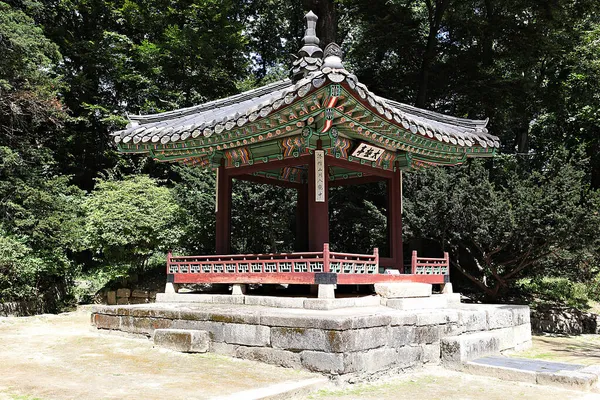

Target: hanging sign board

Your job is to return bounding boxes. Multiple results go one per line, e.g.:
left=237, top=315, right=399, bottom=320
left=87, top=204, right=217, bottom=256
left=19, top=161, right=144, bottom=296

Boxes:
left=351, top=143, right=385, bottom=162
left=315, top=150, right=325, bottom=202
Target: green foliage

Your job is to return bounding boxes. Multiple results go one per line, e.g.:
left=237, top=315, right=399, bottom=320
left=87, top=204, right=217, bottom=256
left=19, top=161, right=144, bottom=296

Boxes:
left=0, top=1, right=61, bottom=90
left=516, top=277, right=590, bottom=310
left=231, top=181, right=296, bottom=254
left=82, top=176, right=182, bottom=277
left=172, top=166, right=216, bottom=255
left=404, top=153, right=600, bottom=301
left=329, top=183, right=388, bottom=255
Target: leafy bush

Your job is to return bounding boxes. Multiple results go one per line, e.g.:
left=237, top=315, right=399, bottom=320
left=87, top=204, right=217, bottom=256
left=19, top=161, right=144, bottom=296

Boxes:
left=82, top=176, right=182, bottom=281
left=516, top=277, right=590, bottom=309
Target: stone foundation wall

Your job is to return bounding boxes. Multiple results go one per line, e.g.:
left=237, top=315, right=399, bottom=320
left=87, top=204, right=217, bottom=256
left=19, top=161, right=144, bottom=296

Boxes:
left=0, top=300, right=46, bottom=316
left=91, top=303, right=531, bottom=378
left=531, top=307, right=600, bottom=334
left=104, top=289, right=158, bottom=305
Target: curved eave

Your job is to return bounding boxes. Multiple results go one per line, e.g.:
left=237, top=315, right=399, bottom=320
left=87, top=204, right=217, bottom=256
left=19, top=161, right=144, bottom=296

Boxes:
left=111, top=68, right=500, bottom=163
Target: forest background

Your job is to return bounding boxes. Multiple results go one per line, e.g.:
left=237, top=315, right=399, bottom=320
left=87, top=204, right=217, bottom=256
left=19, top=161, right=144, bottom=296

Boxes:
left=1, top=0, right=599, bottom=311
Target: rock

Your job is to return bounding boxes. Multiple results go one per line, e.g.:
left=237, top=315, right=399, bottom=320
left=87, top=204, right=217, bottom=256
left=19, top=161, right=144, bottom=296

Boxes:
left=116, top=288, right=131, bottom=298
left=131, top=290, right=149, bottom=298
left=153, top=329, right=209, bottom=353
left=374, top=283, right=432, bottom=298
left=106, top=291, right=117, bottom=305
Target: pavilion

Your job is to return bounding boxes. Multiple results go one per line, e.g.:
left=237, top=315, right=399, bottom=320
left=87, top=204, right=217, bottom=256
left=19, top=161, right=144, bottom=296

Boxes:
left=111, top=12, right=499, bottom=297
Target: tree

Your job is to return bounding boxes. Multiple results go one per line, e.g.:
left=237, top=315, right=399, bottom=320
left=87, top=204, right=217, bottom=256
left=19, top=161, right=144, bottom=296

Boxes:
left=82, top=176, right=182, bottom=276
left=403, top=155, right=600, bottom=301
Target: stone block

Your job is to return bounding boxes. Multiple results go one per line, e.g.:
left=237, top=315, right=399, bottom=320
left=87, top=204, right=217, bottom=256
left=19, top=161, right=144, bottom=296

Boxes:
left=318, top=284, right=336, bottom=299
left=458, top=309, right=488, bottom=332
left=271, top=326, right=388, bottom=353
left=440, top=323, right=464, bottom=338
left=389, top=312, right=417, bottom=327
left=271, top=327, right=338, bottom=352
left=156, top=293, right=213, bottom=303
left=512, top=323, right=532, bottom=347
left=340, top=327, right=390, bottom=352
left=462, top=360, right=537, bottom=383
left=209, top=341, right=238, bottom=357
left=441, top=332, right=500, bottom=363
left=301, top=351, right=345, bottom=374
left=422, top=343, right=441, bottom=364
left=537, top=370, right=598, bottom=390
left=396, top=345, right=423, bottom=368
left=210, top=295, right=245, bottom=305
left=511, top=306, right=531, bottom=325
left=171, top=319, right=226, bottom=342
left=446, top=293, right=462, bottom=307
left=303, top=298, right=355, bottom=310
left=116, top=298, right=129, bottom=305
left=494, top=327, right=516, bottom=350
left=207, top=311, right=261, bottom=325
left=120, top=316, right=173, bottom=335
left=390, top=325, right=415, bottom=347
left=128, top=297, right=149, bottom=305
left=415, top=311, right=447, bottom=326
left=414, top=326, right=440, bottom=344
left=106, top=291, right=116, bottom=305
left=93, top=314, right=120, bottom=330
left=153, top=329, right=209, bottom=353
left=375, top=283, right=432, bottom=298
left=236, top=346, right=301, bottom=369
left=260, top=314, right=347, bottom=330
left=222, top=323, right=270, bottom=346
left=245, top=296, right=305, bottom=308
left=131, top=289, right=149, bottom=298
left=486, top=307, right=514, bottom=330
left=231, top=284, right=246, bottom=296
left=354, top=296, right=383, bottom=308
left=386, top=296, right=447, bottom=310
left=116, top=288, right=131, bottom=298
left=343, top=347, right=397, bottom=374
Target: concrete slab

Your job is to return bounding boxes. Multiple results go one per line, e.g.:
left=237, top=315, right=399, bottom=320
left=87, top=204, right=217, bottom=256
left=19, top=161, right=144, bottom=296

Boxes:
left=464, top=356, right=600, bottom=392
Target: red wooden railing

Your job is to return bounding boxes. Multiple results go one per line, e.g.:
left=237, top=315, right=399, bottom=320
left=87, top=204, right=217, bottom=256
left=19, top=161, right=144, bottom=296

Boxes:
left=411, top=250, right=449, bottom=275
left=167, top=243, right=379, bottom=275
left=166, top=245, right=449, bottom=285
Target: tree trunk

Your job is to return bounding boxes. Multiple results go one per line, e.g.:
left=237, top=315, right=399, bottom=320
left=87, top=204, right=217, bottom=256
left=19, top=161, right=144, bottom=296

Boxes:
left=415, top=0, right=450, bottom=108
left=303, top=0, right=337, bottom=48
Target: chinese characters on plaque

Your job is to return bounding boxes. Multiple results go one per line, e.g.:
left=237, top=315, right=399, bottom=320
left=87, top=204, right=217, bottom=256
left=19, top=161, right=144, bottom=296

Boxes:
left=351, top=142, right=385, bottom=162
left=315, top=150, right=325, bottom=202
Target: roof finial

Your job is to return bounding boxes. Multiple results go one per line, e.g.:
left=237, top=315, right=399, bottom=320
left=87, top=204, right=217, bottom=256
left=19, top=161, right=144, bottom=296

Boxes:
left=322, top=43, right=344, bottom=69
left=291, top=11, right=323, bottom=83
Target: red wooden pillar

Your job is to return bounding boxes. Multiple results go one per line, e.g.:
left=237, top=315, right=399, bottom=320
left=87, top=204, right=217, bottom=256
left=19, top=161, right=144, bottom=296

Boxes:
left=307, top=146, right=329, bottom=251
left=295, top=183, right=309, bottom=252
left=388, top=164, right=403, bottom=270
left=215, top=162, right=232, bottom=254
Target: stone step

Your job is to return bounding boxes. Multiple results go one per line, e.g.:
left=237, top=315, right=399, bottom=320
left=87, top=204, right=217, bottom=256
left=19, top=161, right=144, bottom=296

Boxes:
left=153, top=329, right=209, bottom=353
left=211, top=377, right=328, bottom=400
left=441, top=323, right=532, bottom=363
left=462, top=356, right=600, bottom=392
left=382, top=293, right=461, bottom=310
left=374, top=282, right=432, bottom=298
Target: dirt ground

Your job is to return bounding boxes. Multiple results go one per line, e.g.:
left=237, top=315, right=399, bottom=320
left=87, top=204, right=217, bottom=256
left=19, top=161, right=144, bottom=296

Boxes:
left=1, top=309, right=600, bottom=400
left=514, top=334, right=600, bottom=366
left=308, top=368, right=600, bottom=400
left=0, top=309, right=313, bottom=400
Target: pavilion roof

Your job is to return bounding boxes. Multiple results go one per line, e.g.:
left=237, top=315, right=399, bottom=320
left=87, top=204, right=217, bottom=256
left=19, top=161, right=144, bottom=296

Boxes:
left=112, top=69, right=498, bottom=149
left=111, top=11, right=500, bottom=172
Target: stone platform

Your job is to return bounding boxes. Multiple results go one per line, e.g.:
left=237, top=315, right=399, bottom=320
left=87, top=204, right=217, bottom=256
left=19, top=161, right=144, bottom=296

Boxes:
left=91, top=295, right=532, bottom=379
